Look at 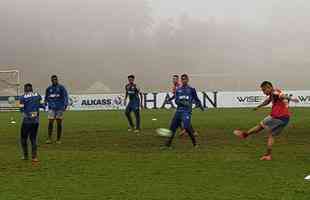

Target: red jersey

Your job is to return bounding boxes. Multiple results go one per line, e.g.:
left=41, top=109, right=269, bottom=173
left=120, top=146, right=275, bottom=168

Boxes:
left=172, top=82, right=181, bottom=94
left=270, top=89, right=291, bottom=118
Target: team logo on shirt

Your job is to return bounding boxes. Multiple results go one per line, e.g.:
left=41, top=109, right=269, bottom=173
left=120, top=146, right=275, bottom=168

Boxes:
left=179, top=95, right=190, bottom=100
left=24, top=93, right=39, bottom=98
left=49, top=94, right=60, bottom=98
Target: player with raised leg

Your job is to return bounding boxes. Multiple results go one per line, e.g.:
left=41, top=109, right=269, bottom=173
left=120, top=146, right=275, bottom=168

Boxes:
left=124, top=75, right=143, bottom=133
left=163, top=74, right=204, bottom=148
left=19, top=83, right=45, bottom=162
left=45, top=75, right=69, bottom=144
left=233, top=81, right=299, bottom=161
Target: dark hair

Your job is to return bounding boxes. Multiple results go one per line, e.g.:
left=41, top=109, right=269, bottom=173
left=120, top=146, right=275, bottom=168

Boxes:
left=128, top=75, right=135, bottom=79
left=51, top=75, right=58, bottom=79
left=260, top=81, right=273, bottom=88
left=181, top=74, right=189, bottom=79
left=24, top=83, right=33, bottom=92
left=173, top=75, right=179, bottom=78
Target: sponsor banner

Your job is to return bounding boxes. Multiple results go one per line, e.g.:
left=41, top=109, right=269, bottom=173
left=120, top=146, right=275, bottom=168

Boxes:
left=143, top=92, right=217, bottom=109
left=68, top=94, right=125, bottom=111
left=217, top=91, right=267, bottom=108
left=217, top=90, right=310, bottom=108
left=2, top=90, right=310, bottom=111
left=67, top=90, right=310, bottom=110
left=68, top=92, right=217, bottom=110
left=287, top=91, right=310, bottom=107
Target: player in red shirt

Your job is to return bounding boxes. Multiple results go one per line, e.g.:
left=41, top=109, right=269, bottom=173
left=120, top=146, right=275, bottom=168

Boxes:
left=172, top=75, right=181, bottom=94
left=233, top=81, right=298, bottom=161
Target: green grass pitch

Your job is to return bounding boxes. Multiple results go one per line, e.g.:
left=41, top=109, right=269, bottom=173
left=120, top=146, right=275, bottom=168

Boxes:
left=0, top=108, right=310, bottom=200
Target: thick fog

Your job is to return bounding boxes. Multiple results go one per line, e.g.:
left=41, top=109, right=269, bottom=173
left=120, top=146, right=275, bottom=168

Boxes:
left=0, top=0, right=310, bottom=94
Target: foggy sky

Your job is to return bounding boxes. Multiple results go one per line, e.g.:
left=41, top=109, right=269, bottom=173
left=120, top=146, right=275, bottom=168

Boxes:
left=0, top=0, right=309, bottom=94
left=151, top=0, right=273, bottom=25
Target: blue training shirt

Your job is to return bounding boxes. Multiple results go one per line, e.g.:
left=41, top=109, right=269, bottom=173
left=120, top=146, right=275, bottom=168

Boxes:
left=20, top=92, right=44, bottom=124
left=175, top=85, right=202, bottom=113
left=125, top=83, right=141, bottom=106
left=45, top=84, right=69, bottom=111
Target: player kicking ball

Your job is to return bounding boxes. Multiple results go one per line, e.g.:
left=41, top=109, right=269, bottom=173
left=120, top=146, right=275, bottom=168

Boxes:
left=124, top=75, right=143, bottom=133
left=19, top=83, right=45, bottom=163
left=234, top=81, right=299, bottom=161
left=163, top=74, right=204, bottom=148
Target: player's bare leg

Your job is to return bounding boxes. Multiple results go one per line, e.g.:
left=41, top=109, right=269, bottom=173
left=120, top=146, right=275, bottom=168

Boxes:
left=260, top=133, right=274, bottom=161
left=133, top=110, right=141, bottom=133
left=163, top=114, right=179, bottom=148
left=179, top=128, right=187, bottom=137
left=180, top=129, right=198, bottom=138
left=185, top=127, right=197, bottom=147
left=234, top=124, right=264, bottom=139
left=192, top=126, right=199, bottom=136
left=21, top=124, right=29, bottom=160
left=46, top=119, right=54, bottom=144
left=125, top=109, right=134, bottom=131
left=30, top=124, right=39, bottom=162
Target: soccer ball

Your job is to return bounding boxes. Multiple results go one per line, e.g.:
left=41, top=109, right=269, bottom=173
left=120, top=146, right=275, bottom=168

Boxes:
left=8, top=96, right=16, bottom=105
left=156, top=128, right=172, bottom=137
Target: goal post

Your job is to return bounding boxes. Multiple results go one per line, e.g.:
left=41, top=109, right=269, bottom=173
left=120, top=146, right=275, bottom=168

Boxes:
left=0, top=69, right=21, bottom=111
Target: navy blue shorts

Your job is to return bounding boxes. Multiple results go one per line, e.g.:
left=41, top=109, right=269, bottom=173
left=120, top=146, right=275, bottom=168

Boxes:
left=261, top=116, right=290, bottom=136
left=126, top=103, right=140, bottom=112
left=170, top=111, right=192, bottom=132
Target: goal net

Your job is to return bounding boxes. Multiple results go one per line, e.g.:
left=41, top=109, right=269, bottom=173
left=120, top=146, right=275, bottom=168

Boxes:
left=0, top=70, right=21, bottom=111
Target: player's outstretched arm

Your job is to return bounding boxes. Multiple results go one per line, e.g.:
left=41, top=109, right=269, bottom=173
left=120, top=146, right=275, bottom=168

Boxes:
left=63, top=86, right=69, bottom=110
left=254, top=98, right=271, bottom=110
left=19, top=97, right=25, bottom=112
left=289, top=97, right=299, bottom=103
left=192, top=88, right=204, bottom=111
left=168, top=95, right=175, bottom=102
left=280, top=93, right=299, bottom=103
left=124, top=85, right=128, bottom=106
left=139, top=91, right=144, bottom=109
left=44, top=87, right=49, bottom=107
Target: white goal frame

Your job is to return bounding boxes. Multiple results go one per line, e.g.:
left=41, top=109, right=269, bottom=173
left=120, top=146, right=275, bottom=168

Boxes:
left=0, top=69, right=21, bottom=96
left=0, top=69, right=21, bottom=111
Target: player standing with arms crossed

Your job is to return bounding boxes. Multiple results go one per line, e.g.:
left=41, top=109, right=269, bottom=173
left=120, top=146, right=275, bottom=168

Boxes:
left=19, top=83, right=45, bottom=162
left=45, top=75, right=69, bottom=144
left=163, top=74, right=204, bottom=148
left=124, top=75, right=143, bottom=133
left=234, top=81, right=299, bottom=160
